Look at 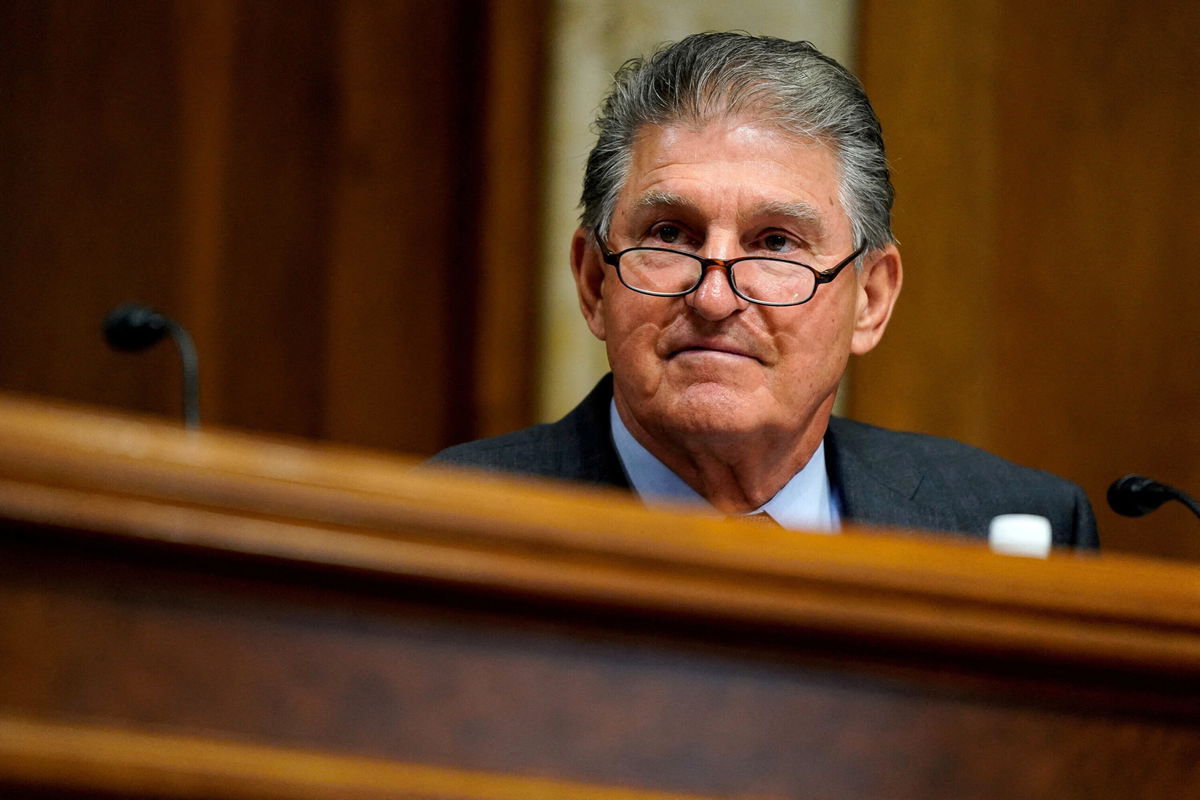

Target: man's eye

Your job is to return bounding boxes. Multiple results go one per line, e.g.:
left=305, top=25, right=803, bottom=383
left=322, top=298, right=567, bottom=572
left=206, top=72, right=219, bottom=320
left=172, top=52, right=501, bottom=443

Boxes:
left=762, top=233, right=791, bottom=251
left=652, top=225, right=682, bottom=244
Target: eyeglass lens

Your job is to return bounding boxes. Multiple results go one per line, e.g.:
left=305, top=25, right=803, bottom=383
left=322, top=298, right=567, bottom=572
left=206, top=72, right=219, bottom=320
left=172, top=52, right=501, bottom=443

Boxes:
left=618, top=250, right=817, bottom=305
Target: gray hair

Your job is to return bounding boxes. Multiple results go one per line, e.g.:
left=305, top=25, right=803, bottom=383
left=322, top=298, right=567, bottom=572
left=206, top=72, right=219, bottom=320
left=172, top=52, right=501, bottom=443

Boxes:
left=580, top=32, right=894, bottom=258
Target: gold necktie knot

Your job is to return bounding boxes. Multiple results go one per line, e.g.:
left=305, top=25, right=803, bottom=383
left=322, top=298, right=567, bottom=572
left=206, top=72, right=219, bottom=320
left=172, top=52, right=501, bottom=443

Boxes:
left=740, top=512, right=781, bottom=526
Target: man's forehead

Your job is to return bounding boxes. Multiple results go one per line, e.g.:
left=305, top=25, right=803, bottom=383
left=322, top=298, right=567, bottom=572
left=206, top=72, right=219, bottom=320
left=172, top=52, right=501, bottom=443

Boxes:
left=629, top=114, right=834, bottom=160
left=616, top=118, right=842, bottom=220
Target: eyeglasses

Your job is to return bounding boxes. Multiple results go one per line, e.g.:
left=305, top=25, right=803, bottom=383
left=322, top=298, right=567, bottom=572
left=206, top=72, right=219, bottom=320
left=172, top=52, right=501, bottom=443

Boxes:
left=597, top=234, right=866, bottom=307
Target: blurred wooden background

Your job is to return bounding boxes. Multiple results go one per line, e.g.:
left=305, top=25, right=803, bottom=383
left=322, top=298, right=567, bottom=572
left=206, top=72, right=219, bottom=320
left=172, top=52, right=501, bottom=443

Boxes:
left=0, top=0, right=545, bottom=454
left=854, top=0, right=1199, bottom=560
left=1, top=0, right=1196, bottom=560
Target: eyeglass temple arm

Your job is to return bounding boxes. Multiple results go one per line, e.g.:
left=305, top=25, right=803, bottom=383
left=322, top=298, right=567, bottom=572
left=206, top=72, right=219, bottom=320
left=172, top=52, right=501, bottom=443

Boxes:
left=815, top=242, right=868, bottom=282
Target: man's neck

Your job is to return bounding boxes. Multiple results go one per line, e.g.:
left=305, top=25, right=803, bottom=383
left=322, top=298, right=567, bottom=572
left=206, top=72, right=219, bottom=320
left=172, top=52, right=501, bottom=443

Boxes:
left=612, top=395, right=834, bottom=514
left=610, top=402, right=839, bottom=530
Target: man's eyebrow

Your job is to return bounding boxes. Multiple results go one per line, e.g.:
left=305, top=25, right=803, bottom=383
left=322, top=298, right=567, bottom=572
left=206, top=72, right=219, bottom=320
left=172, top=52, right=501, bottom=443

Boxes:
left=632, top=193, right=828, bottom=237
left=746, top=200, right=827, bottom=237
left=632, top=190, right=697, bottom=214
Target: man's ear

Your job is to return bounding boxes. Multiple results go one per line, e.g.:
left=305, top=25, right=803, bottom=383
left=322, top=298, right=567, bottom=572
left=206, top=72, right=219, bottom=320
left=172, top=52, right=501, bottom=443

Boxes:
left=571, top=227, right=607, bottom=341
left=850, top=243, right=902, bottom=355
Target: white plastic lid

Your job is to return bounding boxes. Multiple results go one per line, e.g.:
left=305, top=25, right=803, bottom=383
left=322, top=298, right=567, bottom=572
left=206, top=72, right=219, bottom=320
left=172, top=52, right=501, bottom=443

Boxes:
left=988, top=514, right=1053, bottom=558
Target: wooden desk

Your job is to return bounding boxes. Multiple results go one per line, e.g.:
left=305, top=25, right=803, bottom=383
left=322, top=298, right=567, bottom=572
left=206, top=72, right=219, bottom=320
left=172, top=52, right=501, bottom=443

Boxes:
left=0, top=394, right=1197, bottom=798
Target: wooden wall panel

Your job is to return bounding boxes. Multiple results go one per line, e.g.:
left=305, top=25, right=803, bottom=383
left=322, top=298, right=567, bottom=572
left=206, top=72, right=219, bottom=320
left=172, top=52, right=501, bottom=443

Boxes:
left=855, top=0, right=1200, bottom=560
left=176, top=0, right=237, bottom=425
left=0, top=1, right=184, bottom=417
left=324, top=0, right=481, bottom=451
left=215, top=0, right=340, bottom=440
left=0, top=0, right=546, bottom=456
left=473, top=1, right=550, bottom=438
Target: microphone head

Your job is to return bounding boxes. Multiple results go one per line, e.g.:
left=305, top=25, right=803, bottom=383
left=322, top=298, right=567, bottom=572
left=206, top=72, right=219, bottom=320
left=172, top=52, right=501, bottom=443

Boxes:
left=1107, top=474, right=1171, bottom=517
left=104, top=303, right=169, bottom=352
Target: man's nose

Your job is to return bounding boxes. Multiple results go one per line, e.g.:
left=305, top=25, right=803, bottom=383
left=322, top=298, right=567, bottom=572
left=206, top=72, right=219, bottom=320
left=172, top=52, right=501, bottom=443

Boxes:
left=685, top=263, right=748, bottom=320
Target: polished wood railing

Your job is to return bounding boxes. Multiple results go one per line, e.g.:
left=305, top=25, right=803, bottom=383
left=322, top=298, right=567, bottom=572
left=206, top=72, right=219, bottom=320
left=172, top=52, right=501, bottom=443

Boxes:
left=0, top=392, right=1197, bottom=799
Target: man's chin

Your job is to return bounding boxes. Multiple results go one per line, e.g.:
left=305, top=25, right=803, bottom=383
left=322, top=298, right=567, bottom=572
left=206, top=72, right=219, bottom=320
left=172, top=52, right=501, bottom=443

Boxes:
left=656, top=382, right=766, bottom=437
left=615, top=370, right=776, bottom=439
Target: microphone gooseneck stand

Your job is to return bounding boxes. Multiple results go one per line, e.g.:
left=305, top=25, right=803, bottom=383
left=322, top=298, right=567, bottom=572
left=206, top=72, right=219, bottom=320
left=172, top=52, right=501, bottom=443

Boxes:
left=1107, top=474, right=1200, bottom=521
left=103, top=303, right=200, bottom=429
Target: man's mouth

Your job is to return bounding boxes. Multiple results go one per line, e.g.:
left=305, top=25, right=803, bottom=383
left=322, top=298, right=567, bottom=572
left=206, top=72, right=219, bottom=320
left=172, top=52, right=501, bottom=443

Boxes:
left=669, top=342, right=759, bottom=362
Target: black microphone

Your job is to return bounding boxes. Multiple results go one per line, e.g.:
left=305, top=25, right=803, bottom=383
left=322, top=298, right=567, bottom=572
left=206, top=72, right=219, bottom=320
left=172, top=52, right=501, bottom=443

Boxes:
left=1107, top=474, right=1200, bottom=521
left=104, top=303, right=200, bottom=429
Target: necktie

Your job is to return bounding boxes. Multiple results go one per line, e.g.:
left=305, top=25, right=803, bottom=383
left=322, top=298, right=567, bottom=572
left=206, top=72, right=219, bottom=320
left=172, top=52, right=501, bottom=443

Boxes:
left=740, top=512, right=781, bottom=526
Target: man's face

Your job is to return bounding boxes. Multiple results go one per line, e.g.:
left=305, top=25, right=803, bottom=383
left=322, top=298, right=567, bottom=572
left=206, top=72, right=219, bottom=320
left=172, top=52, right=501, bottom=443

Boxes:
left=573, top=116, right=898, bottom=453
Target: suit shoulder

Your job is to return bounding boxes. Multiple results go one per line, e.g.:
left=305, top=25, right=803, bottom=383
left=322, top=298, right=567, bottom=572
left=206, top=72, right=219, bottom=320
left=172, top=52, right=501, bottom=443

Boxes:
left=425, top=374, right=625, bottom=486
left=830, top=416, right=1060, bottom=482
left=828, top=416, right=1098, bottom=549
left=427, top=423, right=563, bottom=473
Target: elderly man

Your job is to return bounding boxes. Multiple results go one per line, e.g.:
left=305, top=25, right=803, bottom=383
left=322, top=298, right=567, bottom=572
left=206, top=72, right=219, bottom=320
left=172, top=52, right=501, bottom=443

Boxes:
left=433, top=33, right=1097, bottom=548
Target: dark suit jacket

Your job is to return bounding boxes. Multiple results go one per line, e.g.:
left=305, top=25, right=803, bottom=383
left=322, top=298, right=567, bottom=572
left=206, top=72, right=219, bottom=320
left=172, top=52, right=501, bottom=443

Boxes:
left=430, top=375, right=1099, bottom=549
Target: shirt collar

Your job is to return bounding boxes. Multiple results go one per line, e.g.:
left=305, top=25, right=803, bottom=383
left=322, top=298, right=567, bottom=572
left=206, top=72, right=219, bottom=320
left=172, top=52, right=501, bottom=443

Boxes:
left=609, top=400, right=840, bottom=532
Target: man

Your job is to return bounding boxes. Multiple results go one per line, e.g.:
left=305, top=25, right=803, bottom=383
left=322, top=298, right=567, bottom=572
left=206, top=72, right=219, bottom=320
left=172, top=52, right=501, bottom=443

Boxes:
left=432, top=33, right=1097, bottom=548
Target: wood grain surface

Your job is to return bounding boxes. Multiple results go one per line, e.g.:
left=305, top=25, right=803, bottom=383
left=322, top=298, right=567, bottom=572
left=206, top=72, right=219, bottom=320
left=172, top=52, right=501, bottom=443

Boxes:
left=1, top=393, right=1198, bottom=798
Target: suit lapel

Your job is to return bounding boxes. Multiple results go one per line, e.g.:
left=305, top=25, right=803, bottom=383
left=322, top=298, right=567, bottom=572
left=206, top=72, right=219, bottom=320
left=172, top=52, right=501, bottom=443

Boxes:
left=560, top=373, right=631, bottom=489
